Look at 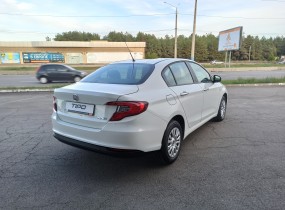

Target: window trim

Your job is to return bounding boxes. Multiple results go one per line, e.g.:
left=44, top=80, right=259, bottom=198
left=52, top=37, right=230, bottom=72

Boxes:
left=161, top=66, right=177, bottom=87
left=186, top=61, right=213, bottom=84
left=81, top=63, right=155, bottom=85
left=161, top=61, right=195, bottom=87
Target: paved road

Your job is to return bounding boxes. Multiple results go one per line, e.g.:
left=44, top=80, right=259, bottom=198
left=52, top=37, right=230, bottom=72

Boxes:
left=1, top=87, right=285, bottom=209
left=1, top=70, right=285, bottom=87
left=0, top=75, right=71, bottom=87
left=215, top=70, right=285, bottom=80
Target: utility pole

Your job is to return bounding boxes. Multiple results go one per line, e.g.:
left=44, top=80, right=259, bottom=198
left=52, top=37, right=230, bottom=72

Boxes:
left=249, top=46, right=251, bottom=62
left=191, top=0, right=198, bottom=61
left=164, top=2, right=178, bottom=58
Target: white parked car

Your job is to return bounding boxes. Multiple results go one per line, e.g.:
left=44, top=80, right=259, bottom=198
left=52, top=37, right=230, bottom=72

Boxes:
left=52, top=58, right=228, bottom=164
left=210, top=60, right=224, bottom=65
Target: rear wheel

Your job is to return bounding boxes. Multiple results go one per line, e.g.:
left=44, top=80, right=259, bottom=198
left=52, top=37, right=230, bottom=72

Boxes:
left=160, top=120, right=182, bottom=164
left=74, top=76, right=81, bottom=82
left=213, top=95, right=227, bottom=122
left=39, top=77, right=48, bottom=84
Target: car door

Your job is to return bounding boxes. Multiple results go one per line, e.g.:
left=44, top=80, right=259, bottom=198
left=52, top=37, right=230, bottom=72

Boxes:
left=187, top=62, right=221, bottom=121
left=162, top=61, right=204, bottom=128
left=45, top=65, right=58, bottom=81
left=56, top=65, right=72, bottom=81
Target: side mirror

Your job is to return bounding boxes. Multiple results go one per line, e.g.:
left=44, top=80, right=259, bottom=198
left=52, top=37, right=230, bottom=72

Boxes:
left=212, top=75, right=222, bottom=83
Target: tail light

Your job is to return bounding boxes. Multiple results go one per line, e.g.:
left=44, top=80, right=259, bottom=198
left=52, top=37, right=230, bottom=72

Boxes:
left=53, top=96, right=57, bottom=112
left=106, top=101, right=148, bottom=121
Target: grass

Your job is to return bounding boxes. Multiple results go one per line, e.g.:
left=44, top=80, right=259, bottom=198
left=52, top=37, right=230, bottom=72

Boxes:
left=203, top=62, right=285, bottom=68
left=0, top=67, right=36, bottom=71
left=0, top=84, right=70, bottom=91
left=222, top=77, right=285, bottom=85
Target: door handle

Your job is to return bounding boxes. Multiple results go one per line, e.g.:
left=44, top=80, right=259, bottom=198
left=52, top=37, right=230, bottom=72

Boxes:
left=204, top=88, right=209, bottom=91
left=180, top=91, right=189, bottom=96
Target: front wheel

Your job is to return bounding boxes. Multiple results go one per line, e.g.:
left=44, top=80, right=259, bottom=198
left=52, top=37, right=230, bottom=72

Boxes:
left=39, top=77, right=48, bottom=84
left=213, top=95, right=227, bottom=122
left=74, top=76, right=81, bottom=83
left=160, top=120, right=183, bottom=164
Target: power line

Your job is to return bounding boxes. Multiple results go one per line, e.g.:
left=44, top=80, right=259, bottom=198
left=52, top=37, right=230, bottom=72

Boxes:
left=1, top=29, right=284, bottom=37
left=180, top=13, right=285, bottom=20
left=0, top=12, right=285, bottom=20
left=0, top=28, right=175, bottom=35
left=0, top=12, right=173, bottom=18
left=261, top=0, right=285, bottom=2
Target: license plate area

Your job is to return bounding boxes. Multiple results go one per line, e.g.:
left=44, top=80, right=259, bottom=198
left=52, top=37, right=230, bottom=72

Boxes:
left=66, top=102, right=95, bottom=116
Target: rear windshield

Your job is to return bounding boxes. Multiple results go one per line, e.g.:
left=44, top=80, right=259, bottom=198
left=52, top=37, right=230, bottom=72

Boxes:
left=81, top=63, right=155, bottom=85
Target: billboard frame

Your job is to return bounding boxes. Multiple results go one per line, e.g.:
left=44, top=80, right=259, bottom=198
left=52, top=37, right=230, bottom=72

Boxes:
left=218, top=26, right=243, bottom=52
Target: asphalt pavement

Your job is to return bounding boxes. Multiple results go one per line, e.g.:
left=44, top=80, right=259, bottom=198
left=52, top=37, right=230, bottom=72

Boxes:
left=0, top=75, right=71, bottom=87
left=0, top=87, right=285, bottom=209
left=216, top=70, right=285, bottom=80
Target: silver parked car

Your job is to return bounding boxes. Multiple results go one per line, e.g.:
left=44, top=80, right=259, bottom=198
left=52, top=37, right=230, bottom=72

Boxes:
left=52, top=58, right=228, bottom=164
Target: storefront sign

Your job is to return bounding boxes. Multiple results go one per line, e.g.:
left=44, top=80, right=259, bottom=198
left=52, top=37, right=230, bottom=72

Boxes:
left=0, top=53, right=20, bottom=64
left=22, top=52, right=64, bottom=63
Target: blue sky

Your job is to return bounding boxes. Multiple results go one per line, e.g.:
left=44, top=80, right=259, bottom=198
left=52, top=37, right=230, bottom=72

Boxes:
left=0, top=0, right=284, bottom=41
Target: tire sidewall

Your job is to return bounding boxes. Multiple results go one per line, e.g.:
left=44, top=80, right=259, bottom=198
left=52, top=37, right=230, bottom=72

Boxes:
left=160, top=120, right=183, bottom=164
left=39, top=77, right=48, bottom=84
left=216, top=96, right=226, bottom=121
left=74, top=76, right=81, bottom=82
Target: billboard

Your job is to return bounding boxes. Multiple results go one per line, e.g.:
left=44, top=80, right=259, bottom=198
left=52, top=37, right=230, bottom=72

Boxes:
left=66, top=53, right=83, bottom=64
left=22, top=52, right=64, bottom=63
left=0, top=53, right=20, bottom=64
left=218, top=26, right=243, bottom=52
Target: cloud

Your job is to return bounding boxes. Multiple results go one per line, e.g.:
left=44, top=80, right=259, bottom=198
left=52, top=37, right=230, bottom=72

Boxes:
left=0, top=0, right=284, bottom=41
left=1, top=0, right=35, bottom=11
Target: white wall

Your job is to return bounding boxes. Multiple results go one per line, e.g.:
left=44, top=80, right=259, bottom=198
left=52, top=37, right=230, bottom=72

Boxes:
left=87, top=52, right=143, bottom=63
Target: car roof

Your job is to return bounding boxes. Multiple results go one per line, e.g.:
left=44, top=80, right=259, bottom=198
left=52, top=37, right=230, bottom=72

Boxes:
left=112, top=58, right=194, bottom=65
left=40, top=63, right=67, bottom=66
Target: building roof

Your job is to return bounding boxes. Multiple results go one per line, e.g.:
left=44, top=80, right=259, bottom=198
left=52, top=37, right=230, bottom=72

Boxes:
left=0, top=41, right=146, bottom=48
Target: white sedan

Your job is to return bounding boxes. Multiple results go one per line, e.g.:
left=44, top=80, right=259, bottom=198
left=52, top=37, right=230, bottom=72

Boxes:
left=52, top=58, right=227, bottom=164
left=210, top=60, right=224, bottom=65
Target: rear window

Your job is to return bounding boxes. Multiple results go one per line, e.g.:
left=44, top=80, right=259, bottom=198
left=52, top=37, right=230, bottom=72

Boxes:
left=81, top=63, right=155, bottom=85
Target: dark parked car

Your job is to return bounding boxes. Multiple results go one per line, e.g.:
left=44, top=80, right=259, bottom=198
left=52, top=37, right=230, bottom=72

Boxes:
left=36, top=64, right=87, bottom=84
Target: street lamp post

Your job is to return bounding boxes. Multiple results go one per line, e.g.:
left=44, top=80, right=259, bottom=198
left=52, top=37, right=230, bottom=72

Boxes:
left=164, top=2, right=178, bottom=58
left=191, top=0, right=198, bottom=61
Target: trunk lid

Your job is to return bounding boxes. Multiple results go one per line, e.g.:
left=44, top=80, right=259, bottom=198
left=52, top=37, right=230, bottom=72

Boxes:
left=54, top=82, right=138, bottom=129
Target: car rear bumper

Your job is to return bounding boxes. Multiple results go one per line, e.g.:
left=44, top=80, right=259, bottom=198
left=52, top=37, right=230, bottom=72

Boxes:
left=53, top=132, right=143, bottom=156
left=52, top=112, right=166, bottom=152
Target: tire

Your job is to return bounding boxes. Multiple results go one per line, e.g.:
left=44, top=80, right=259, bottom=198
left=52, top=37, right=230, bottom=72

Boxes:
left=213, top=95, right=227, bottom=122
left=39, top=77, right=48, bottom=84
left=74, top=76, right=81, bottom=83
left=160, top=120, right=183, bottom=164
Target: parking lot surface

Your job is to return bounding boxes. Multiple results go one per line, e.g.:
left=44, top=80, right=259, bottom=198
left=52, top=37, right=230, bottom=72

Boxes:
left=0, top=87, right=285, bottom=210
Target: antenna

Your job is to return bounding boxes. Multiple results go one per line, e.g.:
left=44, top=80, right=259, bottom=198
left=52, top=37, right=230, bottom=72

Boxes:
left=125, top=42, right=135, bottom=62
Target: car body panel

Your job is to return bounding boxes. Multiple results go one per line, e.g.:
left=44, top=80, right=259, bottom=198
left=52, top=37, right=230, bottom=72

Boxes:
left=52, top=58, right=228, bottom=153
left=55, top=82, right=139, bottom=129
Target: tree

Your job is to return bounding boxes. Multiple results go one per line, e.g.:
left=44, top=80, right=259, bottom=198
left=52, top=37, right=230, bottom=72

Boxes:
left=52, top=30, right=284, bottom=62
left=45, top=36, right=51, bottom=41
left=54, top=31, right=100, bottom=41
left=104, top=31, right=134, bottom=42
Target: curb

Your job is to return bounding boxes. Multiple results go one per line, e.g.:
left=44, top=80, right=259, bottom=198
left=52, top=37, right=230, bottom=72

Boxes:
left=1, top=83, right=285, bottom=93
left=0, top=89, right=54, bottom=93
left=225, top=83, right=285, bottom=87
